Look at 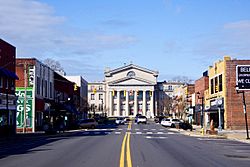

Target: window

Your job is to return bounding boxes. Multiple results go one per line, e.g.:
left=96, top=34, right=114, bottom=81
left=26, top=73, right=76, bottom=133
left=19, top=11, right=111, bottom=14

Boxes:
left=91, top=94, right=95, bottom=100
left=127, top=71, right=135, bottom=77
left=210, top=79, right=214, bottom=94
left=99, top=94, right=103, bottom=100
left=99, top=86, right=103, bottom=90
left=219, top=74, right=223, bottom=92
left=6, top=79, right=9, bottom=89
left=50, top=82, right=53, bottom=98
left=168, top=85, right=173, bottom=90
left=45, top=80, right=48, bottom=97
left=215, top=77, right=218, bottom=93
left=37, top=77, right=40, bottom=95
left=0, top=77, right=3, bottom=88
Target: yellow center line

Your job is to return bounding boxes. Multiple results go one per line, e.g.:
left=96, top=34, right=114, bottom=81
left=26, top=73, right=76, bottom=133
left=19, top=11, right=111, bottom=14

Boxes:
left=120, top=133, right=128, bottom=167
left=126, top=132, right=132, bottom=167
left=120, top=121, right=133, bottom=167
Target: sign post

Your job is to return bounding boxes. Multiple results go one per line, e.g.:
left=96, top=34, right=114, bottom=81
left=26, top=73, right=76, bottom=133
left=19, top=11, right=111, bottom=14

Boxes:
left=236, top=65, right=250, bottom=139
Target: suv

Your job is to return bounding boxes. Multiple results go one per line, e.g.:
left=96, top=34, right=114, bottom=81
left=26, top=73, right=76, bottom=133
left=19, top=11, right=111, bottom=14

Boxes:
left=161, top=118, right=181, bottom=128
left=137, top=115, right=147, bottom=124
left=78, top=119, right=98, bottom=129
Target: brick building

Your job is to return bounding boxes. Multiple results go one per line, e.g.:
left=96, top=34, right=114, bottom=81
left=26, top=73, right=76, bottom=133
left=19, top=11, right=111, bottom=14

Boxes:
left=206, top=56, right=250, bottom=130
left=194, top=71, right=209, bottom=126
left=0, top=39, right=19, bottom=136
left=16, top=58, right=54, bottom=132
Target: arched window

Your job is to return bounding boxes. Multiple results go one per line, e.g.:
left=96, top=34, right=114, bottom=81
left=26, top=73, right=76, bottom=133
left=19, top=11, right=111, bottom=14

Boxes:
left=127, top=71, right=135, bottom=77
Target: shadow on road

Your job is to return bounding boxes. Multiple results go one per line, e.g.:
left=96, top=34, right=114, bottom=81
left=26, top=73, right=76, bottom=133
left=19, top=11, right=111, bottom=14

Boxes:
left=0, top=124, right=119, bottom=159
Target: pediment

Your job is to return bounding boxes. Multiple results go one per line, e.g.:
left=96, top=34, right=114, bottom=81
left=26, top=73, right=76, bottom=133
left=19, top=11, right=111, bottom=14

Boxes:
left=108, top=76, right=155, bottom=86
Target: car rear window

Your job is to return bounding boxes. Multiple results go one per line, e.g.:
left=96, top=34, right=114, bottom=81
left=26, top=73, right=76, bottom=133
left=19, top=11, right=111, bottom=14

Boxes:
left=172, top=119, right=179, bottom=122
left=138, top=116, right=146, bottom=118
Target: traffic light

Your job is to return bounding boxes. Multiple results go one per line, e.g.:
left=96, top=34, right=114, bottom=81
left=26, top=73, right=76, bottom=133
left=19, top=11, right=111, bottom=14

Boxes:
left=137, top=90, right=139, bottom=96
left=112, top=90, right=115, bottom=96
left=74, top=83, right=78, bottom=91
left=185, top=88, right=188, bottom=95
left=123, top=90, right=126, bottom=97
left=149, top=91, right=152, bottom=97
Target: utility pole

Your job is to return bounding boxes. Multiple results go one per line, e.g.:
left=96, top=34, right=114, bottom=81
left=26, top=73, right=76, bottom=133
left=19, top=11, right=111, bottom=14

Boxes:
left=23, top=63, right=27, bottom=133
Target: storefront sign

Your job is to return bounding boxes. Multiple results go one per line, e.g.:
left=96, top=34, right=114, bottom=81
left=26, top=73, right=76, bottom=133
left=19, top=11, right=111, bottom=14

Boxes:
left=236, top=65, right=250, bottom=90
left=15, top=88, right=33, bottom=128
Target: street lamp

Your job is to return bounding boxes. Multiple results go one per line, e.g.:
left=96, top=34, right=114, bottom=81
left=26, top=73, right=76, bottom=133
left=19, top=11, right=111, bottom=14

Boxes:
left=197, top=92, right=204, bottom=128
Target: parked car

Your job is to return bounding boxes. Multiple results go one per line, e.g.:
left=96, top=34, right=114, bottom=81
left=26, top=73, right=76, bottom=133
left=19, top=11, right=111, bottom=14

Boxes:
left=135, top=114, right=142, bottom=123
left=115, top=117, right=125, bottom=125
left=154, top=116, right=165, bottom=123
left=137, top=115, right=147, bottom=124
left=179, top=122, right=193, bottom=130
left=161, top=118, right=181, bottom=128
left=78, top=119, right=98, bottom=129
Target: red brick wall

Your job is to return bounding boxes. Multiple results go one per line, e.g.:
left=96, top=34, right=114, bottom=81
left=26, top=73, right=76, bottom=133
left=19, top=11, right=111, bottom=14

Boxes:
left=15, top=59, right=36, bottom=87
left=195, top=76, right=209, bottom=103
left=225, top=60, right=250, bottom=130
left=0, top=39, right=16, bottom=95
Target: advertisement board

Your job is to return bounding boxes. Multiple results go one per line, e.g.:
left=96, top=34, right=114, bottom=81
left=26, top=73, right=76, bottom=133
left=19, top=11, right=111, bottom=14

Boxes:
left=15, top=87, right=33, bottom=128
left=236, top=65, right=250, bottom=90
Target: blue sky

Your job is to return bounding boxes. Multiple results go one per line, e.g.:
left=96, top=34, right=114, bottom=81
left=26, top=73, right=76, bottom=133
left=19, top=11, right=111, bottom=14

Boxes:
left=1, top=0, right=250, bottom=82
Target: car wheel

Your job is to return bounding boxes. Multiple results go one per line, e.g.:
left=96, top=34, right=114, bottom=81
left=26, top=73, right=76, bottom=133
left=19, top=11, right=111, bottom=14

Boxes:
left=171, top=124, right=175, bottom=128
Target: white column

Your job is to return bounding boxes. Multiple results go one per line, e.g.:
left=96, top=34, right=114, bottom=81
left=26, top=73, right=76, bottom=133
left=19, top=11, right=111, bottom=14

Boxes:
left=143, top=90, right=146, bottom=116
left=150, top=90, right=154, bottom=118
left=134, top=91, right=138, bottom=116
left=117, top=91, right=120, bottom=116
left=126, top=90, right=129, bottom=116
left=109, top=91, right=113, bottom=116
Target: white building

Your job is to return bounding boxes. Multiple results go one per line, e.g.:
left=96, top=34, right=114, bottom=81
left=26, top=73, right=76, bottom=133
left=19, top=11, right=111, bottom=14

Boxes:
left=88, top=64, right=158, bottom=118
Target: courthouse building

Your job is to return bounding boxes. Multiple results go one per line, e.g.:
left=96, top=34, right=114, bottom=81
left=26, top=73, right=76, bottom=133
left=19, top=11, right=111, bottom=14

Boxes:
left=88, top=64, right=158, bottom=118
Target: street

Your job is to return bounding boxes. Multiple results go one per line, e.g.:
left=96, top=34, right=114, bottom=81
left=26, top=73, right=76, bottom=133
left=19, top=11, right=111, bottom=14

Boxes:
left=1, top=120, right=250, bottom=167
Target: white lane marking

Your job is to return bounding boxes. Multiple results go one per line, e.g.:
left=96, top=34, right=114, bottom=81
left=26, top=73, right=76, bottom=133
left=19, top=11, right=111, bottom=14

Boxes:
left=146, top=132, right=153, bottom=134
left=135, top=129, right=140, bottom=131
left=168, top=132, right=175, bottom=135
left=157, top=132, right=164, bottom=134
left=115, top=132, right=121, bottom=134
left=197, top=138, right=225, bottom=141
left=105, top=132, right=111, bottom=135
left=151, top=129, right=156, bottom=131
left=146, top=136, right=167, bottom=139
left=136, top=132, right=142, bottom=134
left=143, top=129, right=148, bottom=130
left=159, top=129, right=165, bottom=131
left=118, top=129, right=123, bottom=131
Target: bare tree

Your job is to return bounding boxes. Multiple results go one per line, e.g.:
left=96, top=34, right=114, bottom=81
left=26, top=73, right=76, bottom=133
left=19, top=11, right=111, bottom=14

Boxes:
left=43, top=58, right=64, bottom=71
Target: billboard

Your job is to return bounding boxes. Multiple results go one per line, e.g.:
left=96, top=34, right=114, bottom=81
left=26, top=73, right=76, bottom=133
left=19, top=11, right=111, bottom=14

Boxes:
left=236, top=65, right=250, bottom=90
left=15, top=87, right=33, bottom=128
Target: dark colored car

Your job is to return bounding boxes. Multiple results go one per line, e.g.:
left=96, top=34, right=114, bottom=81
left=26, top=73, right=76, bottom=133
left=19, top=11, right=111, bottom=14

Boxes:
left=154, top=116, right=165, bottom=123
left=179, top=122, right=193, bottom=131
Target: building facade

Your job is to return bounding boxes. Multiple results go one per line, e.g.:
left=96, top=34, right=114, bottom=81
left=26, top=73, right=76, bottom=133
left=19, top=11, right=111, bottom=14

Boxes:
left=155, top=81, right=184, bottom=116
left=0, top=39, right=18, bottom=136
left=88, top=64, right=158, bottom=118
left=65, top=76, right=88, bottom=119
left=16, top=58, right=54, bottom=132
left=203, top=56, right=250, bottom=130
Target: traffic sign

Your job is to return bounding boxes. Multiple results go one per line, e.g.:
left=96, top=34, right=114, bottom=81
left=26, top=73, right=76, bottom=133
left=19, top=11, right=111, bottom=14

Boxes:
left=236, top=65, right=250, bottom=90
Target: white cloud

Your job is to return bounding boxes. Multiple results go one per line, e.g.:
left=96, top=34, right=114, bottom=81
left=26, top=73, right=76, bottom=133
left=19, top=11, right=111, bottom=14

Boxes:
left=0, top=0, right=137, bottom=81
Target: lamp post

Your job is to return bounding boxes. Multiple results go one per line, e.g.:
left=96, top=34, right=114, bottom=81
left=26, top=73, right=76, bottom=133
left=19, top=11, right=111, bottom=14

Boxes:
left=236, top=90, right=249, bottom=139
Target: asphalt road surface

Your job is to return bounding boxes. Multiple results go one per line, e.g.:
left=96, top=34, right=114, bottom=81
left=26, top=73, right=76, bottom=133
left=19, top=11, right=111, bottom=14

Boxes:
left=1, top=121, right=250, bottom=167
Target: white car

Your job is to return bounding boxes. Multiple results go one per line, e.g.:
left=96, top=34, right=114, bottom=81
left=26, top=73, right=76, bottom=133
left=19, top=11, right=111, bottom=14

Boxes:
left=161, top=118, right=181, bottom=128
left=137, top=116, right=147, bottom=124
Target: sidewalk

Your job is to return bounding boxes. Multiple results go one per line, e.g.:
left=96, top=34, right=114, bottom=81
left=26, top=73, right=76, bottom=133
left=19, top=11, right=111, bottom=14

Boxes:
left=171, top=125, right=250, bottom=144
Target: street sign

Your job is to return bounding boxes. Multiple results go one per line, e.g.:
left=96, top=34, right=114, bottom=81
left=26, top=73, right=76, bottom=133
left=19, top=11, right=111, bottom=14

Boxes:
left=236, top=65, right=250, bottom=90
